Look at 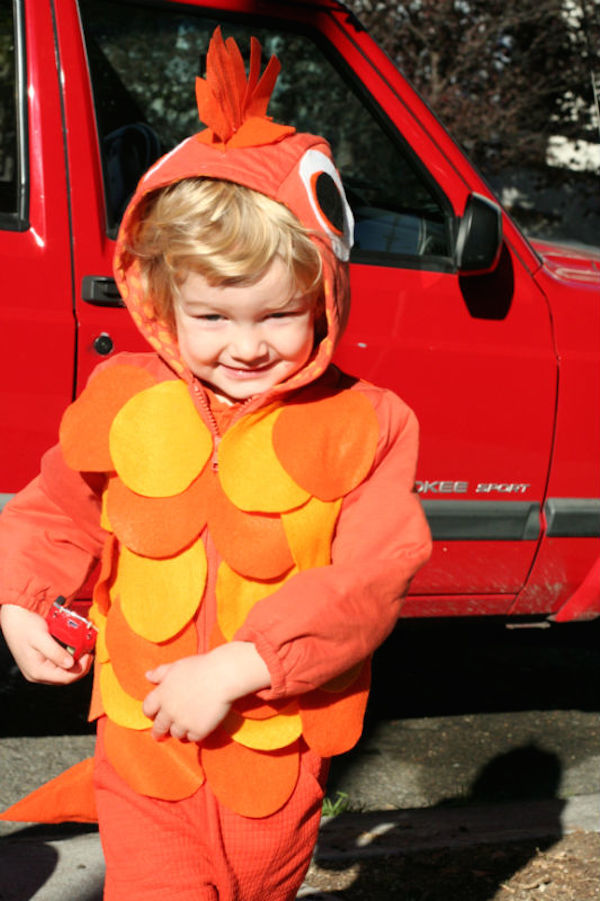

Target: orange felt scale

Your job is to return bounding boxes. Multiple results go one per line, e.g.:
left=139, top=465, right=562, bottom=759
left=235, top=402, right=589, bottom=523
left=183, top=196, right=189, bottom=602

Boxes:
left=321, top=661, right=363, bottom=693
left=281, top=496, right=342, bottom=570
left=88, top=660, right=104, bottom=722
left=272, top=391, right=380, bottom=500
left=0, top=758, right=97, bottom=824
left=59, top=365, right=157, bottom=472
left=114, top=537, right=207, bottom=642
left=299, top=659, right=372, bottom=757
left=200, top=727, right=300, bottom=818
left=223, top=702, right=302, bottom=751
left=216, top=562, right=296, bottom=641
left=109, top=381, right=213, bottom=498
left=209, top=620, right=227, bottom=651
left=103, top=719, right=204, bottom=801
left=217, top=406, right=309, bottom=513
left=204, top=469, right=294, bottom=579
left=90, top=534, right=117, bottom=618
left=106, top=472, right=209, bottom=559
left=93, top=609, right=109, bottom=664
left=105, top=595, right=198, bottom=700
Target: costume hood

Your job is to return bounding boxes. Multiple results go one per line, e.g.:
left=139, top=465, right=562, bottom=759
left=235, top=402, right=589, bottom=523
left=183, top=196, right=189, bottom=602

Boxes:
left=113, top=27, right=354, bottom=397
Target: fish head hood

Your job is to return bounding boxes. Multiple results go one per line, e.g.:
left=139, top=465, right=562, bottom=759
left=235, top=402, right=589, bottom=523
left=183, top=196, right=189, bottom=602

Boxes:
left=113, top=27, right=354, bottom=395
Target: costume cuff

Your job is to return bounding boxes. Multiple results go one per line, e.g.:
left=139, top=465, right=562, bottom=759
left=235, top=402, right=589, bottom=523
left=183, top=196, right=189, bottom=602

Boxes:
left=0, top=585, right=55, bottom=617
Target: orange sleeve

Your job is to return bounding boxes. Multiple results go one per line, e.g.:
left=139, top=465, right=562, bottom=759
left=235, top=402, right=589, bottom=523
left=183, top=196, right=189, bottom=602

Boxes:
left=0, top=445, right=105, bottom=616
left=234, top=386, right=432, bottom=698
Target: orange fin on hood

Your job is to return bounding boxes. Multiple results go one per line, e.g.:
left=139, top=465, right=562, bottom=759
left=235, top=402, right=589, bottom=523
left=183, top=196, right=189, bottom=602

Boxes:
left=195, top=26, right=295, bottom=148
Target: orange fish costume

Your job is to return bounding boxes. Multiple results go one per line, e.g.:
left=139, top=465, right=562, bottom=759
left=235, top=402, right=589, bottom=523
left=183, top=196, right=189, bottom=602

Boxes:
left=0, top=29, right=431, bottom=900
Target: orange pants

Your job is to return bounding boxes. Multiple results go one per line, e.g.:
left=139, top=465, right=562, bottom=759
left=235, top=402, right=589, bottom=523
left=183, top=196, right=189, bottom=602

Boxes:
left=94, top=728, right=327, bottom=901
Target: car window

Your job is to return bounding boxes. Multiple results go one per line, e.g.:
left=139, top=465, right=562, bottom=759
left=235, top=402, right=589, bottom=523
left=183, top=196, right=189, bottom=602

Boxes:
left=78, top=0, right=451, bottom=263
left=0, top=0, right=25, bottom=227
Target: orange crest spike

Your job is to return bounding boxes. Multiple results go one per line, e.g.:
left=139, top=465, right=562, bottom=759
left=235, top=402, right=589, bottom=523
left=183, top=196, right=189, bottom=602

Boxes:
left=243, top=36, right=262, bottom=109
left=195, top=27, right=295, bottom=149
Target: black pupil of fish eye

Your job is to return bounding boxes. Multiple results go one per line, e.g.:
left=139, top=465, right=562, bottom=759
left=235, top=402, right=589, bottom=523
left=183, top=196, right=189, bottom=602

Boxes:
left=315, top=172, right=344, bottom=234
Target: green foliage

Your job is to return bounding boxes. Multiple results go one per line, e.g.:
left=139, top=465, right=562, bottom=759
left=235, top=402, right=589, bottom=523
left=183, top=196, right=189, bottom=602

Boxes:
left=347, top=0, right=600, bottom=172
left=347, top=1, right=600, bottom=245
left=322, top=790, right=351, bottom=818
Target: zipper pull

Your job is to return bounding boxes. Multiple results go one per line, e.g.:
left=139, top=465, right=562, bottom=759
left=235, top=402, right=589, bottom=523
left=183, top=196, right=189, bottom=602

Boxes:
left=211, top=435, right=221, bottom=471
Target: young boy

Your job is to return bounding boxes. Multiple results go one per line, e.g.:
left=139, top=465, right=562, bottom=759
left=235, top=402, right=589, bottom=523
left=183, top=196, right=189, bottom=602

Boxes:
left=0, top=29, right=431, bottom=900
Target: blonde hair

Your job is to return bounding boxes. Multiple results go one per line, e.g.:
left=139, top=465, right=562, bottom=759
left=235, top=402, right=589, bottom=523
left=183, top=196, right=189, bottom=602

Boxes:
left=128, top=178, right=324, bottom=328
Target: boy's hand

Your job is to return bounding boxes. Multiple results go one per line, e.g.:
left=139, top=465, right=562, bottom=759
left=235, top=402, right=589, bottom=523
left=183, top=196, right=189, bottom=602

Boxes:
left=143, top=641, right=271, bottom=743
left=0, top=603, right=93, bottom=684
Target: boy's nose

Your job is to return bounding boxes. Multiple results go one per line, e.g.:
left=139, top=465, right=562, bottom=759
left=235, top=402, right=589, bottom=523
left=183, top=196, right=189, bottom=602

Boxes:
left=229, top=328, right=269, bottom=363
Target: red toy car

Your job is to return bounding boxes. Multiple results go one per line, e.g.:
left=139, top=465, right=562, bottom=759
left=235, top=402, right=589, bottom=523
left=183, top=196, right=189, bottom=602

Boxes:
left=46, top=598, right=97, bottom=661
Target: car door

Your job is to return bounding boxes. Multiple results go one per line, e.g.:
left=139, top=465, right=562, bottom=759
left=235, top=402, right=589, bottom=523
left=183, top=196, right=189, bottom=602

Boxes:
left=0, top=0, right=76, bottom=495
left=57, top=0, right=557, bottom=611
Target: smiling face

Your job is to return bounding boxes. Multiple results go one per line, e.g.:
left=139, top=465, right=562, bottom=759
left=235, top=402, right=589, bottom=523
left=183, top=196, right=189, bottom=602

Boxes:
left=174, top=257, right=317, bottom=404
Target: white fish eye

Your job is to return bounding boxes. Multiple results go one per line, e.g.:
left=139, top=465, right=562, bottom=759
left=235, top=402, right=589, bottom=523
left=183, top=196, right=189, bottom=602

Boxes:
left=299, top=149, right=354, bottom=261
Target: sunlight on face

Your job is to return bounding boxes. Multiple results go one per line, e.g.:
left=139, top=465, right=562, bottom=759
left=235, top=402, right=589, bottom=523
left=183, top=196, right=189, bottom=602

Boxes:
left=174, top=257, right=317, bottom=404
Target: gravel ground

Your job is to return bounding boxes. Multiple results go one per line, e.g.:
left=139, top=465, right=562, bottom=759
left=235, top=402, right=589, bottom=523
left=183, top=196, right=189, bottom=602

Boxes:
left=302, top=831, right=600, bottom=899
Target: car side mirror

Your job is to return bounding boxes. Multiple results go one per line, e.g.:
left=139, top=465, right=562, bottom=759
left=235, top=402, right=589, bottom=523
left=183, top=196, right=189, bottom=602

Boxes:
left=455, top=193, right=503, bottom=275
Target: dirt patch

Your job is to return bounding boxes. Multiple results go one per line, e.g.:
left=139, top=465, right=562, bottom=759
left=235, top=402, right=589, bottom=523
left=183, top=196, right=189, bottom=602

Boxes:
left=305, top=830, right=600, bottom=899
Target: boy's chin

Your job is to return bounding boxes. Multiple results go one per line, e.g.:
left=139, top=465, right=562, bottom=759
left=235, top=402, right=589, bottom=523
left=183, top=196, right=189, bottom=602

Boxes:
left=200, top=377, right=268, bottom=405
left=203, top=370, right=281, bottom=403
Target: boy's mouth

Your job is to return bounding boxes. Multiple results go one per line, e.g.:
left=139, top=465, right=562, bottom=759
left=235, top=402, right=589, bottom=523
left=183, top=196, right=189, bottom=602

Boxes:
left=220, top=362, right=275, bottom=379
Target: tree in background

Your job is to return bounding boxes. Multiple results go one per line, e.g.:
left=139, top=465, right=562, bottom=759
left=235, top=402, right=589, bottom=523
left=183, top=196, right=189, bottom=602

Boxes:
left=347, top=0, right=600, bottom=245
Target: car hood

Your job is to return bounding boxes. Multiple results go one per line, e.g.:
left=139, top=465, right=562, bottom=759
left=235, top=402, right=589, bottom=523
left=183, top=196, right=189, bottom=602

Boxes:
left=530, top=238, right=600, bottom=287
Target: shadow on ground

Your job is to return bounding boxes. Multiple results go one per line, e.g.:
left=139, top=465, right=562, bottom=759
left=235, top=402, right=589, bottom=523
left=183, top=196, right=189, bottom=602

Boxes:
left=312, top=617, right=600, bottom=899
left=0, top=824, right=103, bottom=901
left=314, top=744, right=566, bottom=899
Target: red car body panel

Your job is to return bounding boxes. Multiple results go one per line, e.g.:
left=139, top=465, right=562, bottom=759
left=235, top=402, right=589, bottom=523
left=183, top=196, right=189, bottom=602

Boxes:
left=0, top=0, right=76, bottom=489
left=2, top=0, right=599, bottom=620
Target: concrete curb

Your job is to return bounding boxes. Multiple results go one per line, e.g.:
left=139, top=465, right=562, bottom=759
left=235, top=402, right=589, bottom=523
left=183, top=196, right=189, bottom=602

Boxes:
left=0, top=794, right=598, bottom=900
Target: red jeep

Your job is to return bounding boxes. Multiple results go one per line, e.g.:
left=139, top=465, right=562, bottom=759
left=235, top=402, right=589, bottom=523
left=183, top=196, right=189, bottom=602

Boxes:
left=1, top=0, right=599, bottom=621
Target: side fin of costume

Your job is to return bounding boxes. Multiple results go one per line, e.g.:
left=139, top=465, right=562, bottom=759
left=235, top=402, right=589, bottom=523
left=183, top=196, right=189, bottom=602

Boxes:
left=0, top=757, right=97, bottom=824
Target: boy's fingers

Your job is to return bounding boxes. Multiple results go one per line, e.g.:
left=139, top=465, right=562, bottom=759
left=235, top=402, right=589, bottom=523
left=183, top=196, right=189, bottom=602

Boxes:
left=76, top=653, right=94, bottom=675
left=34, top=633, right=74, bottom=670
left=150, top=712, right=172, bottom=740
left=145, top=664, right=170, bottom=684
left=142, top=689, right=160, bottom=719
left=24, top=656, right=80, bottom=685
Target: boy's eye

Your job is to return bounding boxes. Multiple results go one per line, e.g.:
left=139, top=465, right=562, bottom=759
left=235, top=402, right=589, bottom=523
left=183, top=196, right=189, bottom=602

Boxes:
left=197, top=313, right=224, bottom=322
left=267, top=307, right=307, bottom=320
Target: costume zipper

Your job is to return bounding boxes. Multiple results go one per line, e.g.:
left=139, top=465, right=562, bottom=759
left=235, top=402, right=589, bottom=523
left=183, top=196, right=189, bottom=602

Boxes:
left=192, top=382, right=221, bottom=470
left=192, top=382, right=273, bottom=471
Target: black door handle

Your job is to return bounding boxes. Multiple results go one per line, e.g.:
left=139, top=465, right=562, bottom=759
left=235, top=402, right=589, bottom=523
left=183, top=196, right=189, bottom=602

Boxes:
left=81, top=276, right=124, bottom=307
